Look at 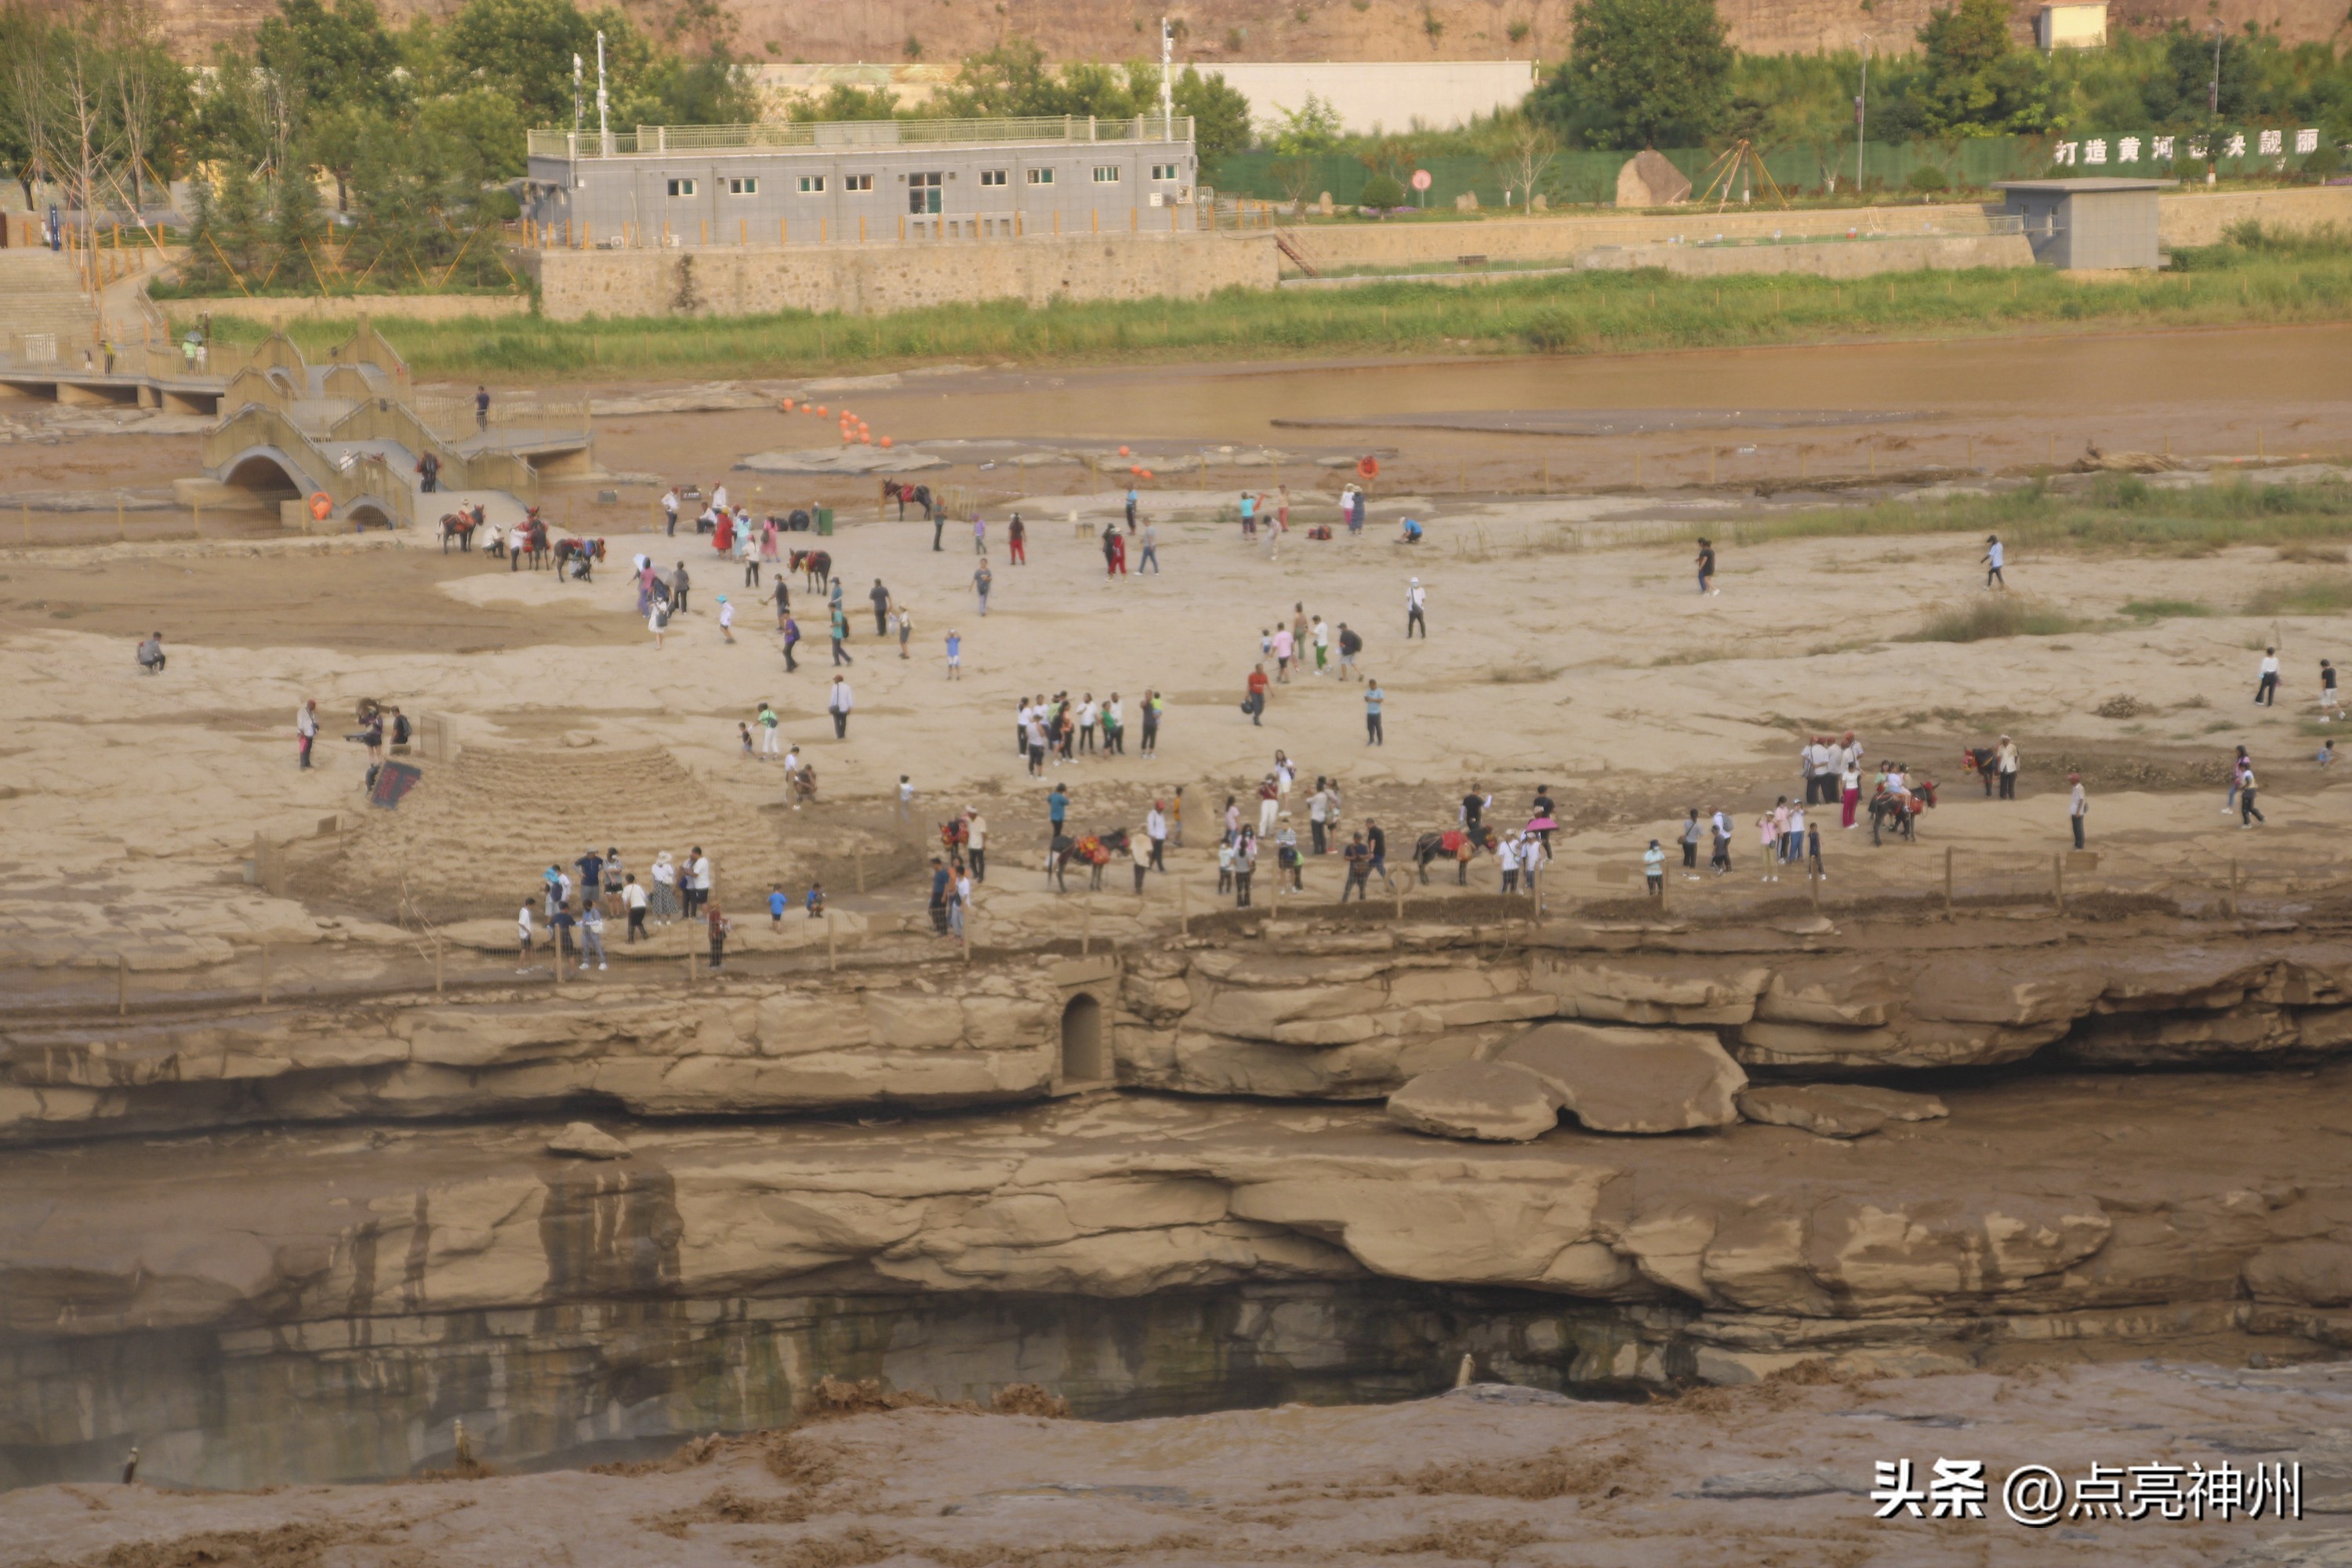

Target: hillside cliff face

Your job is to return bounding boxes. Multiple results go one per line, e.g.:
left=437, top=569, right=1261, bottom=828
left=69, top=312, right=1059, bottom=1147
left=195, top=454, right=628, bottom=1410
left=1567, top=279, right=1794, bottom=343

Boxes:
left=138, top=0, right=2351, bottom=69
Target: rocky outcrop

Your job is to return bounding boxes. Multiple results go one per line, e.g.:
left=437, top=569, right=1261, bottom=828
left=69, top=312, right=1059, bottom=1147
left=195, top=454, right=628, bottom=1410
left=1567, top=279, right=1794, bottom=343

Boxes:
left=1497, top=1022, right=1744, bottom=1134
left=1385, top=1061, right=1560, bottom=1142
left=9, top=923, right=2352, bottom=1143
left=0, top=963, right=1066, bottom=1141
left=1735, top=1083, right=1949, bottom=1138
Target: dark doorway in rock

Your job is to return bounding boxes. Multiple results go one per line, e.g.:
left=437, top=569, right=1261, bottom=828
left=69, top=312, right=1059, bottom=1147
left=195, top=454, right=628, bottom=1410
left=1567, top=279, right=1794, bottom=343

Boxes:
left=1060, top=993, right=1106, bottom=1083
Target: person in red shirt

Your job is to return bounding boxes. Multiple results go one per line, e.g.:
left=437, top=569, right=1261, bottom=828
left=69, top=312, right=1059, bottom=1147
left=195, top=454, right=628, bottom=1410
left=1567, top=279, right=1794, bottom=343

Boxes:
left=1245, top=663, right=1269, bottom=726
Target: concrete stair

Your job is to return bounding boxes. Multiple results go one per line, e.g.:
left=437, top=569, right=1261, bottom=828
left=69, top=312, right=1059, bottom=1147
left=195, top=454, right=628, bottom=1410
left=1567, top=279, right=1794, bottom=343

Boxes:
left=0, top=250, right=98, bottom=357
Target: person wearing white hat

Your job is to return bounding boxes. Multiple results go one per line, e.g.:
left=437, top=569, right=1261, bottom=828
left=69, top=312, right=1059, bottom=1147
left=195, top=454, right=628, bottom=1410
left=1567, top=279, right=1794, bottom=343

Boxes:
left=1406, top=578, right=1427, bottom=638
left=717, top=594, right=734, bottom=642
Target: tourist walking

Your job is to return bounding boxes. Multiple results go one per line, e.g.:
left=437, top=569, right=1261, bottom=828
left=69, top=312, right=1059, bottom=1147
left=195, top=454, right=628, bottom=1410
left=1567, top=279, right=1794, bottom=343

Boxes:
left=1364, top=678, right=1385, bottom=746
left=1680, top=808, right=1701, bottom=875
left=1138, top=521, right=1159, bottom=573
left=827, top=675, right=853, bottom=738
left=2241, top=763, right=2266, bottom=827
left=1696, top=538, right=1717, bottom=595
left=1007, top=513, right=1025, bottom=564
left=706, top=902, right=731, bottom=970
left=829, top=604, right=852, bottom=665
left=974, top=558, right=993, bottom=616
left=2256, top=647, right=2281, bottom=706
left=782, top=613, right=801, bottom=671
left=579, top=904, right=607, bottom=971
left=2068, top=773, right=2088, bottom=849
left=1983, top=533, right=2005, bottom=589
left=1406, top=579, right=1427, bottom=638
left=296, top=699, right=318, bottom=769
left=1644, top=840, right=1664, bottom=898
left=1996, top=735, right=2019, bottom=800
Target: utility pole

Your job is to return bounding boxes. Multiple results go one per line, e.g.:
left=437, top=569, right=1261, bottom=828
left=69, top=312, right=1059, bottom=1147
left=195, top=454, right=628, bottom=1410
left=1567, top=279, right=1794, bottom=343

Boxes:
left=1854, top=34, right=1873, bottom=195
left=571, top=53, right=583, bottom=197
left=1160, top=16, right=1175, bottom=129
left=2206, top=21, right=2223, bottom=186
left=597, top=31, right=611, bottom=154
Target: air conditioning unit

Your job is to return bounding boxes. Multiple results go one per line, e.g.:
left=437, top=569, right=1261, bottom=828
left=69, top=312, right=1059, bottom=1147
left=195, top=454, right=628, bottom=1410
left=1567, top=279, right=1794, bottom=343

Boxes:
left=1176, top=187, right=1194, bottom=206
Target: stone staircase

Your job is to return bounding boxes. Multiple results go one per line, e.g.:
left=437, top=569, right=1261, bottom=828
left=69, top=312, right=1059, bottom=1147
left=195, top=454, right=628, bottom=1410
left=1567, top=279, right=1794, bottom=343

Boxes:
left=0, top=249, right=97, bottom=360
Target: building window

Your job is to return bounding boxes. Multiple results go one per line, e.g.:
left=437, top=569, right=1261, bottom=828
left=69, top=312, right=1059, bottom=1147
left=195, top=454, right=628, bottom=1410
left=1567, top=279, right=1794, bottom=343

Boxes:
left=1150, top=163, right=1178, bottom=181
left=1026, top=167, right=1055, bottom=186
left=979, top=169, right=1008, bottom=187
left=1092, top=165, right=1121, bottom=183
left=665, top=177, right=697, bottom=198
left=909, top=170, right=942, bottom=215
left=726, top=176, right=758, bottom=196
left=843, top=172, right=873, bottom=192
left=797, top=175, right=826, bottom=194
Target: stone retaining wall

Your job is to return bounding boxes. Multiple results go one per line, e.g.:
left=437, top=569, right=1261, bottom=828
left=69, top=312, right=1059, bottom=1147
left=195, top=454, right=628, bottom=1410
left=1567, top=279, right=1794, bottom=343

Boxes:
left=160, top=293, right=532, bottom=326
left=1579, top=232, right=2034, bottom=278
left=532, top=231, right=1279, bottom=321
left=1284, top=187, right=2352, bottom=274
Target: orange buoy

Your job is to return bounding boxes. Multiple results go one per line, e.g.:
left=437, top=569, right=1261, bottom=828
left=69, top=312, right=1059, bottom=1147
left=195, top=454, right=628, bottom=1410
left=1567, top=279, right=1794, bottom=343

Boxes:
left=782, top=397, right=796, bottom=411
left=815, top=405, right=828, bottom=416
left=1139, top=469, right=1154, bottom=479
left=307, top=492, right=332, bottom=521
left=1118, top=445, right=1131, bottom=457
left=878, top=436, right=894, bottom=448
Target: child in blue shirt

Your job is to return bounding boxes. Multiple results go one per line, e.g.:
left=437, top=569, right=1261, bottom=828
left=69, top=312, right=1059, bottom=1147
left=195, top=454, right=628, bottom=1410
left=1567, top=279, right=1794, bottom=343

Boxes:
left=768, top=884, right=787, bottom=926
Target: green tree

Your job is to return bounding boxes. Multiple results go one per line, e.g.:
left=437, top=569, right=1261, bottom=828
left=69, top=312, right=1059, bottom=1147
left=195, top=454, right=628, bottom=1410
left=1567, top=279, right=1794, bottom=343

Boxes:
left=1174, top=66, right=1251, bottom=174
left=211, top=160, right=270, bottom=283
left=789, top=82, right=899, bottom=121
left=438, top=0, right=644, bottom=129
left=1909, top=0, right=2051, bottom=137
left=269, top=165, right=325, bottom=285
left=936, top=40, right=1057, bottom=117
left=1533, top=0, right=1732, bottom=149
left=256, top=0, right=406, bottom=135
left=1260, top=93, right=1343, bottom=154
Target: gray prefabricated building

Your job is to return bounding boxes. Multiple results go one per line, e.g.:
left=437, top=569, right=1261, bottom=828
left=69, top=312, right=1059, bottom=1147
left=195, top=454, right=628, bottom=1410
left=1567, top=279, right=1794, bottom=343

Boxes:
left=1992, top=178, right=2175, bottom=269
left=524, top=115, right=1201, bottom=246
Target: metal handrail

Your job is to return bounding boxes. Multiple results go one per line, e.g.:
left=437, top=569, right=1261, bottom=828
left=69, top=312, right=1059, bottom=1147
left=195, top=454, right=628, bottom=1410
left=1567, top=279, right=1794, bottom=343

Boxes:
left=202, top=403, right=416, bottom=528
left=527, top=114, right=1192, bottom=159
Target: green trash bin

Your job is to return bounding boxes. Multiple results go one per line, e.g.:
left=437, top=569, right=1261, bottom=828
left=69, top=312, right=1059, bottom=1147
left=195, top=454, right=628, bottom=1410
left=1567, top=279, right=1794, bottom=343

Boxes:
left=815, top=506, right=834, bottom=535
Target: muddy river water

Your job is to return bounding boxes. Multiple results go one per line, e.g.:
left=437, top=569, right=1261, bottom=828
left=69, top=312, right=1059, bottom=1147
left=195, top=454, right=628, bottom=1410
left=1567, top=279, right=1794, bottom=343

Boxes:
left=794, top=321, right=2352, bottom=492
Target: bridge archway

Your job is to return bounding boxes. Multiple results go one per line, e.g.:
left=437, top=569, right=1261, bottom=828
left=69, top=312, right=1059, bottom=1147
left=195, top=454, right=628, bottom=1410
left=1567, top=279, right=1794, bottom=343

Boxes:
left=221, top=452, right=302, bottom=497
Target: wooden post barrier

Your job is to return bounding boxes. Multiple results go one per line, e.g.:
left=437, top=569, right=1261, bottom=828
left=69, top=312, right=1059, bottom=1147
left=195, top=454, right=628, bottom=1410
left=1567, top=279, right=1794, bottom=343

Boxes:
left=827, top=919, right=837, bottom=970
left=2229, top=859, right=2241, bottom=919
left=856, top=855, right=866, bottom=894
left=435, top=937, right=445, bottom=995
left=260, top=942, right=270, bottom=1004
left=2053, top=852, right=2065, bottom=916
left=118, top=953, right=127, bottom=1015
left=1178, top=875, right=1189, bottom=936
left=1082, top=900, right=1093, bottom=956
left=1944, top=847, right=1955, bottom=917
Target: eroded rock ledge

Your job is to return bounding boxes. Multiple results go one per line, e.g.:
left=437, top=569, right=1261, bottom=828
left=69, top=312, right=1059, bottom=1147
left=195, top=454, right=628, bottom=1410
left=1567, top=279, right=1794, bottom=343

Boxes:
left=3, top=1067, right=2349, bottom=1486
left=9, top=916, right=2352, bottom=1139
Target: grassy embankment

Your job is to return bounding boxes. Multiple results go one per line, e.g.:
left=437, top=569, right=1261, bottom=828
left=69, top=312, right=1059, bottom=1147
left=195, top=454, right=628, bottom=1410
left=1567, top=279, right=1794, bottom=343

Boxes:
left=192, top=226, right=2352, bottom=379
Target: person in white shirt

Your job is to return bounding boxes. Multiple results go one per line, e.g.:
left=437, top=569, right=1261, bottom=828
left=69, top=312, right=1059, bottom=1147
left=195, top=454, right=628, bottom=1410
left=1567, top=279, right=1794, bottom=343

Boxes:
left=2256, top=647, right=2281, bottom=706
left=661, top=488, right=680, bottom=535
left=711, top=482, right=729, bottom=514
left=296, top=699, right=318, bottom=769
left=622, top=876, right=649, bottom=942
left=965, top=810, right=989, bottom=883
left=1104, top=695, right=1125, bottom=754
left=579, top=905, right=607, bottom=971
left=1520, top=831, right=1546, bottom=895
left=1983, top=533, right=2005, bottom=588
left=1145, top=801, right=1168, bottom=870
left=717, top=594, right=735, bottom=643
left=690, top=851, right=713, bottom=916
left=1406, top=578, right=1428, bottom=638
left=828, top=675, right=854, bottom=737
left=516, top=902, right=534, bottom=970
left=1497, top=833, right=1523, bottom=895
left=1076, top=695, right=1098, bottom=754
left=1307, top=783, right=1330, bottom=855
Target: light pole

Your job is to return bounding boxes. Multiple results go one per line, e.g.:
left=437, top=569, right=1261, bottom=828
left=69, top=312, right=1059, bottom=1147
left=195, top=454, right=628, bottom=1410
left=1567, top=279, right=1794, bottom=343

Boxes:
left=1854, top=34, right=1874, bottom=197
left=2206, top=20, right=2223, bottom=185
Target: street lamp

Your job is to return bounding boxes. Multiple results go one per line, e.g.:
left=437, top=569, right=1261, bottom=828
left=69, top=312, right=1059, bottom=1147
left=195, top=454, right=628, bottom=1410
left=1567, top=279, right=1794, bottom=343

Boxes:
left=2206, top=20, right=2223, bottom=186
left=1854, top=34, right=1875, bottom=196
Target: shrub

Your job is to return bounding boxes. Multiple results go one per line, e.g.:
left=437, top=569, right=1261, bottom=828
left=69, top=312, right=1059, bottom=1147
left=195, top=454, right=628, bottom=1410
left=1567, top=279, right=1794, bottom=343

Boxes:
left=1359, top=172, right=1407, bottom=209
left=1905, top=597, right=2080, bottom=642
left=1906, top=166, right=1951, bottom=193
